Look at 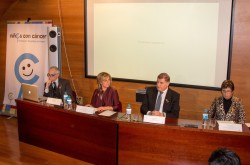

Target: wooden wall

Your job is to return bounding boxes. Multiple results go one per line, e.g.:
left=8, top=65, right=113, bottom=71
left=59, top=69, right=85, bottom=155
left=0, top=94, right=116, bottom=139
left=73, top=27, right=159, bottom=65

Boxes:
left=0, top=0, right=250, bottom=122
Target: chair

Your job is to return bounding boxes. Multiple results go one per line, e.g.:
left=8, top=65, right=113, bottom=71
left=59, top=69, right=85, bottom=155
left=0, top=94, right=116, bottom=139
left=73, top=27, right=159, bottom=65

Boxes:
left=117, top=101, right=122, bottom=112
left=135, top=89, right=146, bottom=103
left=72, top=91, right=77, bottom=104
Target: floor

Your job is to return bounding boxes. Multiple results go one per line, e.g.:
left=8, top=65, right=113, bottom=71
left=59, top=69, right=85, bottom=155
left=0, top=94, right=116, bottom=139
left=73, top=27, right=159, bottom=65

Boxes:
left=0, top=115, right=91, bottom=165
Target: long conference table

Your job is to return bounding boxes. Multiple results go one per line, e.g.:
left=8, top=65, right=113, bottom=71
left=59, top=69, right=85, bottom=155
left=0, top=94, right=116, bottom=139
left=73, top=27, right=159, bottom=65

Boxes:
left=16, top=99, right=250, bottom=165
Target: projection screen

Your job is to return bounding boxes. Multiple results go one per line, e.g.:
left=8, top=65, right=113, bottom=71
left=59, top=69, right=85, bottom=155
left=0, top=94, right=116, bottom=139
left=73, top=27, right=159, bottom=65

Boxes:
left=85, top=0, right=234, bottom=90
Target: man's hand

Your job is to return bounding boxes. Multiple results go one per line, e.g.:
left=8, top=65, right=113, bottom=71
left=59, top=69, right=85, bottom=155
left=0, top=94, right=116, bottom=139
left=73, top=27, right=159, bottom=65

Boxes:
left=45, top=80, right=52, bottom=89
left=151, top=110, right=164, bottom=116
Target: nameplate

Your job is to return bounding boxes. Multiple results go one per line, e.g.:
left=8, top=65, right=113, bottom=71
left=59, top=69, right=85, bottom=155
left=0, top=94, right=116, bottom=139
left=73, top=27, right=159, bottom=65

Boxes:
left=76, top=106, right=96, bottom=114
left=217, top=121, right=242, bottom=132
left=245, top=123, right=250, bottom=127
left=143, top=115, right=166, bottom=124
left=46, top=97, right=62, bottom=106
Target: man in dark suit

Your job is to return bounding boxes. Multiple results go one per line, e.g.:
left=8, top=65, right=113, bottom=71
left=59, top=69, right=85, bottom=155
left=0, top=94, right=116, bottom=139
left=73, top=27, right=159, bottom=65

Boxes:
left=140, top=73, right=180, bottom=118
left=43, top=66, right=76, bottom=103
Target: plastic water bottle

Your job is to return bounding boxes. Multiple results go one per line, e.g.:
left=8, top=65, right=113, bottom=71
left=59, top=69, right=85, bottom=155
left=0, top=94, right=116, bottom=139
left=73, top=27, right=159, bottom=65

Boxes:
left=202, top=109, right=209, bottom=126
left=126, top=104, right=132, bottom=121
left=67, top=96, right=72, bottom=110
left=63, top=92, right=68, bottom=109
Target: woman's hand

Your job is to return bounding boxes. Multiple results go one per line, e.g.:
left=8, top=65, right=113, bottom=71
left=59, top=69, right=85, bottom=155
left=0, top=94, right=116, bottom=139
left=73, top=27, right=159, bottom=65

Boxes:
left=96, top=106, right=106, bottom=112
left=96, top=106, right=113, bottom=112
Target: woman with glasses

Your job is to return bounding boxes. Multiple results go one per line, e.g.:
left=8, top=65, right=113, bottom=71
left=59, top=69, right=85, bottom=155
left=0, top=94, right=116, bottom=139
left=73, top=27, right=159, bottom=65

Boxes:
left=208, top=80, right=246, bottom=124
left=86, top=72, right=121, bottom=112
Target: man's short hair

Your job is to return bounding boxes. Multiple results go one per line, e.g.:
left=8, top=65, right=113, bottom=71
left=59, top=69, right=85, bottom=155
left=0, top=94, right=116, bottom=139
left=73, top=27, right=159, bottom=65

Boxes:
left=49, top=66, right=60, bottom=74
left=157, top=73, right=170, bottom=82
left=209, top=148, right=241, bottom=165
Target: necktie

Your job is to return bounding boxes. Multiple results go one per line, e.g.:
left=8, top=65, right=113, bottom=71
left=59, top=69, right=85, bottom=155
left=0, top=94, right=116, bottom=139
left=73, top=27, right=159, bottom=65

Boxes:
left=52, top=82, right=56, bottom=97
left=52, top=82, right=56, bottom=90
left=155, top=92, right=163, bottom=111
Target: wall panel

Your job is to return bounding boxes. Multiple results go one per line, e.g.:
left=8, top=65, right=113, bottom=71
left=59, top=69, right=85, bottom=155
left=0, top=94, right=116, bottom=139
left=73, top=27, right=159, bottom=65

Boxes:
left=0, top=0, right=250, bottom=121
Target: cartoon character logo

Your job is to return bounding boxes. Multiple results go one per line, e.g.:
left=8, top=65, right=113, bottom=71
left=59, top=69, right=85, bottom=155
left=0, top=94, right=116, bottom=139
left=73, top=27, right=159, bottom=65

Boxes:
left=15, top=53, right=39, bottom=98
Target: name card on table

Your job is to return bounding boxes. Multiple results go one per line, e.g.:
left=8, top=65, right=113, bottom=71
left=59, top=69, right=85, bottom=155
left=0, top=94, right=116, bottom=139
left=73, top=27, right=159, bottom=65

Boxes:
left=76, top=106, right=96, bottom=114
left=217, top=121, right=242, bottom=132
left=46, top=97, right=62, bottom=106
left=245, top=123, right=250, bottom=127
left=143, top=115, right=166, bottom=124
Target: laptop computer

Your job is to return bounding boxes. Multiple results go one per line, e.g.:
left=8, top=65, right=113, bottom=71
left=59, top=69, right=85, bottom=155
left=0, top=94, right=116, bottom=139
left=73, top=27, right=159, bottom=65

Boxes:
left=22, top=83, right=47, bottom=102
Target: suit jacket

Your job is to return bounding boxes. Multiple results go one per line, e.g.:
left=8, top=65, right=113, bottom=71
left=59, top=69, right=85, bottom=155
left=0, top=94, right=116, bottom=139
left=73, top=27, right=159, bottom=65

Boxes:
left=43, top=78, right=76, bottom=103
left=140, top=86, right=180, bottom=118
left=208, top=96, right=246, bottom=124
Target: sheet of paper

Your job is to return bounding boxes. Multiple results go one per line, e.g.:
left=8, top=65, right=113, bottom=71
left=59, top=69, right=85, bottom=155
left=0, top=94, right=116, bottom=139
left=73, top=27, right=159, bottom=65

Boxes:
left=46, top=97, right=62, bottom=106
left=76, top=105, right=96, bottom=114
left=143, top=115, right=165, bottom=124
left=98, top=110, right=116, bottom=117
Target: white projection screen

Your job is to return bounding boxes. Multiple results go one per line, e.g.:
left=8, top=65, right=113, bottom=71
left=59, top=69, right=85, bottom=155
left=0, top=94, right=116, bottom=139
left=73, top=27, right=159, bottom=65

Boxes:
left=85, top=0, right=234, bottom=90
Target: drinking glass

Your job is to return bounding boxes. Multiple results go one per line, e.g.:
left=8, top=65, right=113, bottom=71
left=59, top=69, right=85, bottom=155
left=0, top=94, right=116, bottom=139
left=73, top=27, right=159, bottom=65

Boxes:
left=132, top=114, right=139, bottom=122
left=209, top=119, right=217, bottom=129
left=40, top=99, right=46, bottom=106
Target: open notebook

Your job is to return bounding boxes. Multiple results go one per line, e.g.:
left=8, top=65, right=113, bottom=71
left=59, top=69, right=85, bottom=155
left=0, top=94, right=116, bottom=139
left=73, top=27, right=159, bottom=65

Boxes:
left=22, top=83, right=47, bottom=102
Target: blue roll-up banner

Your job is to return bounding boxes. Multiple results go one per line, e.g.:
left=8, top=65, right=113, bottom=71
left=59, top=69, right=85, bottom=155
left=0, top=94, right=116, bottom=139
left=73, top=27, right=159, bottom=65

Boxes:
left=3, top=20, right=52, bottom=106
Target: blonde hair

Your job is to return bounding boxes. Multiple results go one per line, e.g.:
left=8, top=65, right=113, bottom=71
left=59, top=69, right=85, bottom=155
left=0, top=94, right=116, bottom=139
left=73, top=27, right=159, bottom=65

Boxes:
left=97, top=72, right=112, bottom=90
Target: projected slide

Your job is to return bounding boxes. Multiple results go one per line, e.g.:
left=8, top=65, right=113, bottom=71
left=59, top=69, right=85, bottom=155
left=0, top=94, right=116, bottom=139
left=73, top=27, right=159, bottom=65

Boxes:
left=85, top=0, right=233, bottom=89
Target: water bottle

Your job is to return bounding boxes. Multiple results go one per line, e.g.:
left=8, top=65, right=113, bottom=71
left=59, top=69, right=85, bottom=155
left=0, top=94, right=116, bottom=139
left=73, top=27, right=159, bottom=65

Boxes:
left=63, top=92, right=68, bottom=109
left=126, top=104, right=132, bottom=121
left=202, top=109, right=209, bottom=126
left=67, top=96, right=72, bottom=110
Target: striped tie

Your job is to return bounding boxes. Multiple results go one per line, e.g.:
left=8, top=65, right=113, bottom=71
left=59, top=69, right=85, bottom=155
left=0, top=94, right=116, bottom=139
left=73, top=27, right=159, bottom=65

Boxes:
left=155, top=92, right=163, bottom=111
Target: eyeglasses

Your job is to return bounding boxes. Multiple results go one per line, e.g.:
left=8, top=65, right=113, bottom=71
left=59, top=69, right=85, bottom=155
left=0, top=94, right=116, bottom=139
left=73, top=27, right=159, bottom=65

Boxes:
left=47, top=73, right=58, bottom=77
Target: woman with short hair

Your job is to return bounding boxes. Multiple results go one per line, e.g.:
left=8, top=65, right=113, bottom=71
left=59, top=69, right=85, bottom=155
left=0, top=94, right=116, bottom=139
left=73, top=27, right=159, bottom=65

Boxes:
left=208, top=80, right=246, bottom=124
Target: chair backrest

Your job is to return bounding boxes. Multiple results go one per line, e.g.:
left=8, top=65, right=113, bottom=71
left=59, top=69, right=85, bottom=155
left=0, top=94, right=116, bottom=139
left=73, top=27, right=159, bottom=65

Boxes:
left=72, top=91, right=77, bottom=104
left=136, top=89, right=146, bottom=103
left=117, top=101, right=122, bottom=112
